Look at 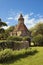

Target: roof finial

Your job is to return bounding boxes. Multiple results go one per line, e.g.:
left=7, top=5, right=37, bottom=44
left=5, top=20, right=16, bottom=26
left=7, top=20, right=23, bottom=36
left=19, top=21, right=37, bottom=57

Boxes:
left=20, top=13, right=23, bottom=18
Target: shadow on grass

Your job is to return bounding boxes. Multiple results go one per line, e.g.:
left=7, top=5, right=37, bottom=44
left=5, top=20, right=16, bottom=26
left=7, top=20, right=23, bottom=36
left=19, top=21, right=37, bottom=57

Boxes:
left=1, top=49, right=38, bottom=64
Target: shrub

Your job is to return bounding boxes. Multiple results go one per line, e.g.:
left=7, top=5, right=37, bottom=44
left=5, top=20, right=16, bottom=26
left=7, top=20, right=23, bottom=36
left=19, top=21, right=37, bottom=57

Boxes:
left=23, top=36, right=31, bottom=43
left=7, top=36, right=22, bottom=41
left=0, top=48, right=37, bottom=63
left=0, top=49, right=14, bottom=63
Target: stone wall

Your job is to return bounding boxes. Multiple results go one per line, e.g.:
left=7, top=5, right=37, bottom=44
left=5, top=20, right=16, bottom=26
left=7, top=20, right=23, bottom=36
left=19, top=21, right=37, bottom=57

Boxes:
left=0, top=41, right=29, bottom=50
left=13, top=41, right=29, bottom=50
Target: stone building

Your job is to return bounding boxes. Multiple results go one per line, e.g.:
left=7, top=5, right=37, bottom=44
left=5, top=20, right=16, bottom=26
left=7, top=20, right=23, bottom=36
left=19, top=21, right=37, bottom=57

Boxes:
left=10, top=14, right=30, bottom=36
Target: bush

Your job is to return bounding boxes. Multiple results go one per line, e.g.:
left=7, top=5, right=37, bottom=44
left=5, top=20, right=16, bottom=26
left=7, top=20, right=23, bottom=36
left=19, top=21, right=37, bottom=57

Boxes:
left=32, top=34, right=43, bottom=46
left=7, top=36, right=22, bottom=41
left=0, top=49, right=14, bottom=63
left=23, top=36, right=30, bottom=41
left=0, top=48, right=37, bottom=63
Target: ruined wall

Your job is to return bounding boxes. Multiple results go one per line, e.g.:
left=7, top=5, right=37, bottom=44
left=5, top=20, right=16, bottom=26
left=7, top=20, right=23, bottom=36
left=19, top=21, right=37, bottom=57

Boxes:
left=13, top=41, right=29, bottom=50
left=0, top=41, right=29, bottom=50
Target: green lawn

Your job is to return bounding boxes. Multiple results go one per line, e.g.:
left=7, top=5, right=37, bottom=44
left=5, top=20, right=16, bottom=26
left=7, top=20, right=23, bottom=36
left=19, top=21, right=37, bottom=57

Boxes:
left=0, top=47, right=43, bottom=65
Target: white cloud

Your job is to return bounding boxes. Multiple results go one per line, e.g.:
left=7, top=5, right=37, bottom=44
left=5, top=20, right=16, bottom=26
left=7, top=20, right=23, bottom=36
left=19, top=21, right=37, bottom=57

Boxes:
left=24, top=15, right=34, bottom=24
left=23, top=14, right=35, bottom=28
left=8, top=17, right=13, bottom=20
left=2, top=26, right=10, bottom=29
left=14, top=13, right=20, bottom=21
left=29, top=12, right=34, bottom=16
left=24, top=14, right=43, bottom=28
left=7, top=11, right=43, bottom=29
left=14, top=13, right=43, bottom=28
left=37, top=18, right=43, bottom=22
left=36, top=14, right=43, bottom=18
left=14, top=13, right=36, bottom=28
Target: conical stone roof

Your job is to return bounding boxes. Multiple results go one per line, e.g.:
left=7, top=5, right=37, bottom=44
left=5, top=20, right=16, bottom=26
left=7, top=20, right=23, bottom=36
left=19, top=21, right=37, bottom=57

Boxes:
left=12, top=14, right=30, bottom=36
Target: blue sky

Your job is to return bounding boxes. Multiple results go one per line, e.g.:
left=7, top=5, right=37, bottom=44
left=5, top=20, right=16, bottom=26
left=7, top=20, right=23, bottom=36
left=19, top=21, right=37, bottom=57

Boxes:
left=0, top=0, right=43, bottom=29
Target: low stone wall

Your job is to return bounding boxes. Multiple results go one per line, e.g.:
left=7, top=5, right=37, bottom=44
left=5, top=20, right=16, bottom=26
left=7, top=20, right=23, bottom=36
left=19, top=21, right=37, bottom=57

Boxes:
left=0, top=41, right=29, bottom=50
left=13, top=41, right=29, bottom=50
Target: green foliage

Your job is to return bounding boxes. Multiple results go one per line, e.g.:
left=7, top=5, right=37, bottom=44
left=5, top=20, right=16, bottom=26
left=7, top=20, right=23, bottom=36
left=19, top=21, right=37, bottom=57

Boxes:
left=23, top=36, right=31, bottom=41
left=35, top=22, right=43, bottom=35
left=10, top=47, right=43, bottom=65
left=23, top=36, right=31, bottom=46
left=6, top=26, right=15, bottom=34
left=0, top=47, right=43, bottom=65
left=30, top=22, right=43, bottom=46
left=0, top=32, right=9, bottom=40
left=0, top=40, right=14, bottom=50
left=0, top=18, right=7, bottom=40
left=0, top=36, right=31, bottom=49
left=7, top=36, right=22, bottom=41
left=32, top=34, right=43, bottom=46
left=0, top=28, right=5, bottom=33
left=31, top=22, right=43, bottom=37
left=0, top=21, right=7, bottom=27
left=0, top=48, right=37, bottom=63
left=0, top=40, right=23, bottom=50
left=0, top=49, right=14, bottom=62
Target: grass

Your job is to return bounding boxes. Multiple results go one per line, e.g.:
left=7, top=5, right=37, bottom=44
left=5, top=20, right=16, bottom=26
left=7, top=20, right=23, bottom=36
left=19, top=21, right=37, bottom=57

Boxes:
left=0, top=47, right=43, bottom=65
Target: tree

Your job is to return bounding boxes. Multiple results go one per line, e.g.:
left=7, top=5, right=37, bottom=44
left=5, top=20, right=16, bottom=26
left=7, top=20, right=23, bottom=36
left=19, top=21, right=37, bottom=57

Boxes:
left=0, top=18, right=7, bottom=33
left=0, top=18, right=7, bottom=27
left=30, top=22, right=43, bottom=46
left=32, top=34, right=43, bottom=46
left=31, top=22, right=43, bottom=37
left=0, top=18, right=7, bottom=40
left=6, top=26, right=15, bottom=32
left=5, top=26, right=15, bottom=34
